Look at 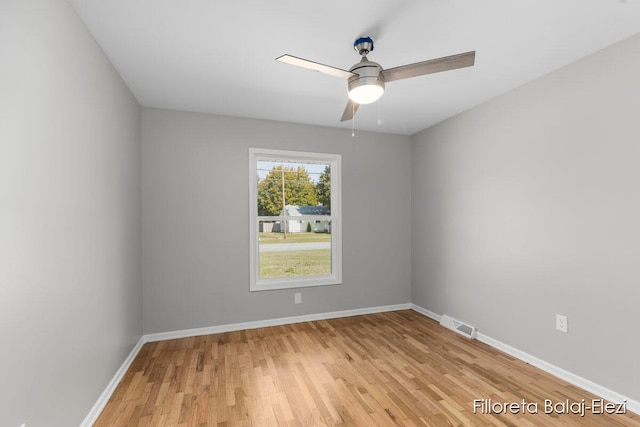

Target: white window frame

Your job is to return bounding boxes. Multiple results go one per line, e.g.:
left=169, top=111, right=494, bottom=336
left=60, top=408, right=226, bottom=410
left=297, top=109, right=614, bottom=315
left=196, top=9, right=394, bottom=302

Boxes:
left=249, top=148, right=342, bottom=291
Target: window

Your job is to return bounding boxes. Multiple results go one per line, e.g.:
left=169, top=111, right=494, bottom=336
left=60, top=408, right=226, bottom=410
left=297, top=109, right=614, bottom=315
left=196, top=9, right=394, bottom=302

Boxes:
left=249, top=148, right=341, bottom=291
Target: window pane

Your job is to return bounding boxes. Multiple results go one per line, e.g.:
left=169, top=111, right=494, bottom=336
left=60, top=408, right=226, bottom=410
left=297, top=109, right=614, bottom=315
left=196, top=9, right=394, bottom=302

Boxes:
left=258, top=220, right=331, bottom=279
left=256, top=158, right=332, bottom=281
left=256, top=160, right=331, bottom=216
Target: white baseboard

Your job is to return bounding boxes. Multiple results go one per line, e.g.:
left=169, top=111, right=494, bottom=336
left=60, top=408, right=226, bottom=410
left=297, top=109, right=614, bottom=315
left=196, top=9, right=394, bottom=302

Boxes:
left=476, top=332, right=640, bottom=415
left=410, top=303, right=442, bottom=322
left=410, top=304, right=639, bottom=415
left=144, top=303, right=412, bottom=342
left=80, top=336, right=146, bottom=427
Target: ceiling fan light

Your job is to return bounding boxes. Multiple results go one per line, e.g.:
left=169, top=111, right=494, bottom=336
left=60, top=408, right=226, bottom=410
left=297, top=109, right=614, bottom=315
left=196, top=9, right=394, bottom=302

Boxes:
left=348, top=83, right=384, bottom=105
left=347, top=59, right=385, bottom=105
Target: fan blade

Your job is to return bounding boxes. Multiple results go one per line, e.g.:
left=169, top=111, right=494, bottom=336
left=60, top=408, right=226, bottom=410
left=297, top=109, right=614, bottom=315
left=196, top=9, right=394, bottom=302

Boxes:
left=276, top=54, right=356, bottom=79
left=381, top=51, right=475, bottom=83
left=340, top=99, right=359, bottom=122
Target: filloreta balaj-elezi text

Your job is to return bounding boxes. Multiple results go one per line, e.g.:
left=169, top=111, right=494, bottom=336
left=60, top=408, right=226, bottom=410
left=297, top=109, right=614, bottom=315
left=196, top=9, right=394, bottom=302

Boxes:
left=473, top=399, right=627, bottom=417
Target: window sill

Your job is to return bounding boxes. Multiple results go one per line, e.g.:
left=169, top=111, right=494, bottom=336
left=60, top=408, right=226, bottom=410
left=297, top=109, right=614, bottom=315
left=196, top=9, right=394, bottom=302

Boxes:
left=250, top=275, right=341, bottom=292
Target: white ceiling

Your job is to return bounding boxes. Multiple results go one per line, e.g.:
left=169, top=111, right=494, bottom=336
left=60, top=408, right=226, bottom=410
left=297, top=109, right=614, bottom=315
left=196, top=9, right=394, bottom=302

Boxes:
left=68, top=0, right=640, bottom=135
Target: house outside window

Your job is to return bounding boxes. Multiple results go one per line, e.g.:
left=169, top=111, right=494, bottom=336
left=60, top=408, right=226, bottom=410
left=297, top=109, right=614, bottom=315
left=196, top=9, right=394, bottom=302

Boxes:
left=249, top=148, right=342, bottom=291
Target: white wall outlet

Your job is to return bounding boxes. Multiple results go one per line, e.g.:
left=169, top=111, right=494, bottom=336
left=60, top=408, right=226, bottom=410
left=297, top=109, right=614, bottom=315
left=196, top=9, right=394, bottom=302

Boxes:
left=294, top=293, right=301, bottom=304
left=556, top=314, right=568, bottom=333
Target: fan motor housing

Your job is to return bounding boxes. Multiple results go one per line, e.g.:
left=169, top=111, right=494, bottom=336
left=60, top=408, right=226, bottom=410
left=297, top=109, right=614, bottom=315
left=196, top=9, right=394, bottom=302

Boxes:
left=347, top=59, right=385, bottom=104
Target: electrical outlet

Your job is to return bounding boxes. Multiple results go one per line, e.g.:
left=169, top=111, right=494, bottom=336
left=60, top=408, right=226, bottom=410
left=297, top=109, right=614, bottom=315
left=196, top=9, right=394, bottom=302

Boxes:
left=556, top=314, right=568, bottom=333
left=294, top=293, right=301, bottom=304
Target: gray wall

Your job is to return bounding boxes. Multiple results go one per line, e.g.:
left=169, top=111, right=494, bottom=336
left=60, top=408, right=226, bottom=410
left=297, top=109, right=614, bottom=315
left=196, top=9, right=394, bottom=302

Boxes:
left=0, top=1, right=142, bottom=426
left=142, top=108, right=412, bottom=334
left=411, top=34, right=640, bottom=400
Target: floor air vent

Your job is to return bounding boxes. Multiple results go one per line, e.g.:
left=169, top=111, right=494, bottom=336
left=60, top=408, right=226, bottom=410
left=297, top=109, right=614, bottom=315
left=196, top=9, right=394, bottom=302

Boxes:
left=439, top=315, right=477, bottom=339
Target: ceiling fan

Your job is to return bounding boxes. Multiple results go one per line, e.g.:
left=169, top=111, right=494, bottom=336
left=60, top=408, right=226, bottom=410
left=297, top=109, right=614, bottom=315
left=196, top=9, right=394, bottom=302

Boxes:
left=276, top=37, right=475, bottom=122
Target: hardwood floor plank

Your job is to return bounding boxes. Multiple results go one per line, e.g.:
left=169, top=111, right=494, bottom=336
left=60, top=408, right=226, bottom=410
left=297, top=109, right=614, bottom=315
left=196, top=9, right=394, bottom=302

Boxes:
left=94, top=310, right=640, bottom=426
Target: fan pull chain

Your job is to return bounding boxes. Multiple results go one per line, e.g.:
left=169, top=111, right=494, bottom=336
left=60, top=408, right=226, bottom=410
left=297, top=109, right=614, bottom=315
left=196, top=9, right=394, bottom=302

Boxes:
left=351, top=103, right=355, bottom=137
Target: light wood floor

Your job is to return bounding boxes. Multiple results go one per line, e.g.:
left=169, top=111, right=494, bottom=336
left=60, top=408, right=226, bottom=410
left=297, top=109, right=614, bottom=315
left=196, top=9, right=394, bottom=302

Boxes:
left=95, top=310, right=640, bottom=426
